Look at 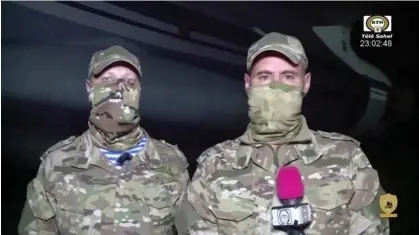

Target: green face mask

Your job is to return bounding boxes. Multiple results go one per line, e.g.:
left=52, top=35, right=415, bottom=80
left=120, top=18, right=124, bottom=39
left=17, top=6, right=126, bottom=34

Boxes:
left=246, top=81, right=304, bottom=142
left=88, top=79, right=141, bottom=134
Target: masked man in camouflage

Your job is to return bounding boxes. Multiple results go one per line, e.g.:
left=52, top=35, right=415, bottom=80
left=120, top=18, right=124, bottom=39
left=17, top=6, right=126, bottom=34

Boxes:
left=186, top=33, right=390, bottom=235
left=18, top=46, right=189, bottom=235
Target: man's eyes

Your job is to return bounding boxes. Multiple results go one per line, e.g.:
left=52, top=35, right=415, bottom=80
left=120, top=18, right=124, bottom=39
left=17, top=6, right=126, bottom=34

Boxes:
left=257, top=74, right=295, bottom=81
left=100, top=77, right=136, bottom=82
left=284, top=74, right=295, bottom=80
left=259, top=75, right=269, bottom=80
left=101, top=76, right=113, bottom=82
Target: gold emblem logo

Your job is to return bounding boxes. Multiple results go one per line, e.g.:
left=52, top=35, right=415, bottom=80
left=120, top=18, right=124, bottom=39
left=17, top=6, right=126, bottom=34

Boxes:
left=365, top=15, right=391, bottom=33
left=379, top=193, right=398, bottom=218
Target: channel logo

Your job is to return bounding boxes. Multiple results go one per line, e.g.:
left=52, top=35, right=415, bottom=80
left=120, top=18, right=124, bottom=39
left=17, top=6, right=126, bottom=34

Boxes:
left=363, top=15, right=392, bottom=33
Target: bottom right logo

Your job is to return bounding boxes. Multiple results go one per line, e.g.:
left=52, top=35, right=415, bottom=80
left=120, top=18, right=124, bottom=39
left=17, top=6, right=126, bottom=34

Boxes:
left=379, top=193, right=398, bottom=218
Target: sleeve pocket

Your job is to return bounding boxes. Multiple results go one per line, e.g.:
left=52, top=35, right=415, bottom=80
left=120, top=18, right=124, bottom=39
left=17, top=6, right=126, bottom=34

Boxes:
left=27, top=179, right=55, bottom=220
left=349, top=168, right=380, bottom=211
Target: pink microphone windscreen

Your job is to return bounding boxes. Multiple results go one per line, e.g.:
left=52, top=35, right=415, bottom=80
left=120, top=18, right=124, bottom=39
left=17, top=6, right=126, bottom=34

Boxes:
left=276, top=166, right=304, bottom=200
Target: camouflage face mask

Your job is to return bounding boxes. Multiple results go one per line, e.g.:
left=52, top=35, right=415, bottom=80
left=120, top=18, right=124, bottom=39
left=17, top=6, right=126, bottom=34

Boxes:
left=246, top=81, right=304, bottom=142
left=88, top=79, right=141, bottom=134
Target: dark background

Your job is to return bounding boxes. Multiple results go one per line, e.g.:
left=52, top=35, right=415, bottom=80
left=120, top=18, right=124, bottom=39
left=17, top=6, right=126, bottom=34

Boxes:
left=2, top=2, right=418, bottom=234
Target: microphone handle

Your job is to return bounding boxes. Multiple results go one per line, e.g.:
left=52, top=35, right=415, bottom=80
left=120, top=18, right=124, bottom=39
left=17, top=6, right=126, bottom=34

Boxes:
left=280, top=198, right=305, bottom=235
left=287, top=230, right=304, bottom=235
left=280, top=198, right=302, bottom=206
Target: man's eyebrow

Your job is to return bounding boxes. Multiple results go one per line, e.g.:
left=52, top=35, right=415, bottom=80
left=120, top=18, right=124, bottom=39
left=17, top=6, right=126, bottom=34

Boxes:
left=281, top=70, right=299, bottom=76
left=102, top=71, right=115, bottom=77
left=255, top=70, right=274, bottom=76
left=122, top=72, right=136, bottom=78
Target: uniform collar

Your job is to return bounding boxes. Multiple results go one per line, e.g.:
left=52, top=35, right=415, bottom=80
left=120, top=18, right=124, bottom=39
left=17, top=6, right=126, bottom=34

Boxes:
left=70, top=130, right=164, bottom=171
left=234, top=121, right=323, bottom=172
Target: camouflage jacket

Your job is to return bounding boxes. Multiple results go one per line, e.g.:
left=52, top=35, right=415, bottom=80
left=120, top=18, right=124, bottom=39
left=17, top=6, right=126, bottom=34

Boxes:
left=18, top=130, right=189, bottom=235
left=187, top=130, right=390, bottom=235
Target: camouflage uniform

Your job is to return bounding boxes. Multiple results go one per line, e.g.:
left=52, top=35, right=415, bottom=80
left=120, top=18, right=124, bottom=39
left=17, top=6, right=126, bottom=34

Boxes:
left=18, top=46, right=190, bottom=235
left=186, top=33, right=390, bottom=235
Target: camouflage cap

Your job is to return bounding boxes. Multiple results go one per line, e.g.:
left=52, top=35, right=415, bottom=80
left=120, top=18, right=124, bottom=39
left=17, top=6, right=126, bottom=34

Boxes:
left=247, top=32, right=308, bottom=71
left=88, top=45, right=142, bottom=76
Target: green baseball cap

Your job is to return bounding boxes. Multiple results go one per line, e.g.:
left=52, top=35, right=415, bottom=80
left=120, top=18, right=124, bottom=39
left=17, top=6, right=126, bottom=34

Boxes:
left=247, top=32, right=308, bottom=71
left=88, top=45, right=142, bottom=76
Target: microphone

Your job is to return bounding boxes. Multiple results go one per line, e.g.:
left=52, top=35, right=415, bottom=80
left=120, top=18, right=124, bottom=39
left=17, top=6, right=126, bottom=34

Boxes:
left=116, top=152, right=133, bottom=166
left=271, top=166, right=311, bottom=235
left=277, top=166, right=304, bottom=205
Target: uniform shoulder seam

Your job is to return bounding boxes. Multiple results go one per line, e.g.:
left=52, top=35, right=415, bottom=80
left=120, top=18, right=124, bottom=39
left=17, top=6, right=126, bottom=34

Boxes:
left=40, top=136, right=77, bottom=161
left=316, top=130, right=360, bottom=146
left=151, top=138, right=189, bottom=174
left=155, top=138, right=187, bottom=161
left=197, top=139, right=237, bottom=164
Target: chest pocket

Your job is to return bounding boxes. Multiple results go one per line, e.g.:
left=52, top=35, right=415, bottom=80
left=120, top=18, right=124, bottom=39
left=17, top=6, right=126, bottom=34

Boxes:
left=208, top=179, right=256, bottom=235
left=141, top=180, right=179, bottom=215
left=131, top=170, right=181, bottom=235
left=305, top=179, right=355, bottom=234
left=54, top=174, right=116, bottom=235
